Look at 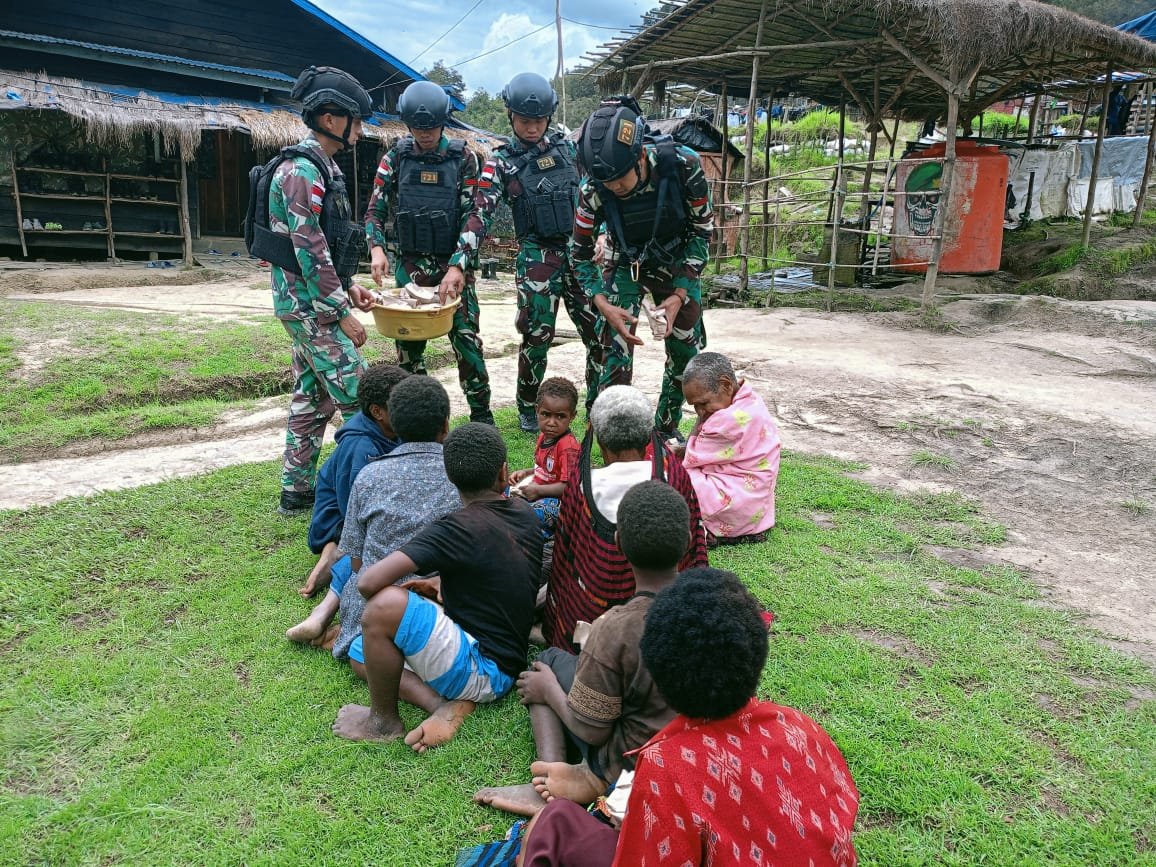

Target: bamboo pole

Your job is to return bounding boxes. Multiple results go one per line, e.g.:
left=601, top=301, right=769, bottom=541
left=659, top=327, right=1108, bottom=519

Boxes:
left=826, top=95, right=847, bottom=310
left=1132, top=95, right=1156, bottom=228
left=178, top=141, right=195, bottom=267
left=1027, top=90, right=1042, bottom=144
left=921, top=77, right=961, bottom=313
left=1082, top=66, right=1113, bottom=249
left=739, top=0, right=769, bottom=297
left=714, top=79, right=729, bottom=273
left=1077, top=87, right=1093, bottom=137
left=615, top=38, right=879, bottom=76
left=762, top=88, right=772, bottom=268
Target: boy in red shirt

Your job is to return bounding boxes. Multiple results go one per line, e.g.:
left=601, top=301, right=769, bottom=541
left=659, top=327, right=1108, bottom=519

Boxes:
left=509, top=377, right=581, bottom=537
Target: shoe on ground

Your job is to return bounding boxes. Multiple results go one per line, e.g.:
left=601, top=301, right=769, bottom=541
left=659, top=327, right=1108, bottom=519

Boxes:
left=518, top=411, right=539, bottom=433
left=278, top=489, right=315, bottom=516
left=470, top=410, right=496, bottom=426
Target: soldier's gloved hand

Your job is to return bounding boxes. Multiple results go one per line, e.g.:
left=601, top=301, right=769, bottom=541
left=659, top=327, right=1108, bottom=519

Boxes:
left=594, top=294, right=643, bottom=347
left=347, top=283, right=376, bottom=312
left=370, top=246, right=390, bottom=287
left=438, top=265, right=466, bottom=305
left=339, top=312, right=367, bottom=348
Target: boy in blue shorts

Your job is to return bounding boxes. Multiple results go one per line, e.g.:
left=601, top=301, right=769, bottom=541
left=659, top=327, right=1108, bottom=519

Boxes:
left=332, top=422, right=544, bottom=753
left=299, top=362, right=409, bottom=598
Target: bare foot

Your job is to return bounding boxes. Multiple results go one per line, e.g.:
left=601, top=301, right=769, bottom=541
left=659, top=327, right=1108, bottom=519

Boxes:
left=404, top=699, right=476, bottom=753
left=310, top=624, right=340, bottom=650
left=285, top=617, right=327, bottom=644
left=473, top=783, right=548, bottom=817
left=332, top=704, right=405, bottom=743
left=529, top=760, right=606, bottom=805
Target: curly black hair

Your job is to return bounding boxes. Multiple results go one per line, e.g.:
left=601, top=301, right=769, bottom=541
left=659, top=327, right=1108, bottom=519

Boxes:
left=443, top=422, right=507, bottom=494
left=386, top=374, right=450, bottom=443
left=641, top=568, right=768, bottom=719
left=616, top=481, right=689, bottom=570
left=357, top=363, right=409, bottom=415
left=537, top=376, right=579, bottom=413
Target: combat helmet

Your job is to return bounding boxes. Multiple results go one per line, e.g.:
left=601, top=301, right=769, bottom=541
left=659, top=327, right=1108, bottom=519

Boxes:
left=578, top=97, right=645, bottom=184
left=501, top=72, right=558, bottom=119
left=292, top=66, right=373, bottom=149
left=398, top=80, right=453, bottom=130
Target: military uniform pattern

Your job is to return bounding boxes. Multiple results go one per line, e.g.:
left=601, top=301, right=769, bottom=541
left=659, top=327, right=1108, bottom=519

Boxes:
left=472, top=136, right=601, bottom=414
left=392, top=257, right=490, bottom=417
left=570, top=143, right=714, bottom=431
left=365, top=135, right=490, bottom=415
left=268, top=136, right=364, bottom=492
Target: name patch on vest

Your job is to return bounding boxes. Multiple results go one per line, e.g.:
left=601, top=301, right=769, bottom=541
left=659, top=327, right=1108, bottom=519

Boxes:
left=420, top=171, right=439, bottom=184
left=536, top=156, right=556, bottom=170
left=616, top=119, right=636, bottom=146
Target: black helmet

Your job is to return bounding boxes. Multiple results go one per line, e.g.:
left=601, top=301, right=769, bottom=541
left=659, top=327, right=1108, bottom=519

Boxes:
left=292, top=66, right=372, bottom=119
left=579, top=100, right=644, bottom=183
left=398, top=80, right=452, bottom=129
left=501, top=72, right=557, bottom=119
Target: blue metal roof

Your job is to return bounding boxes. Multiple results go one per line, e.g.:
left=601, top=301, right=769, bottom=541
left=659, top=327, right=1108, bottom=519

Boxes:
left=0, top=29, right=295, bottom=86
left=288, top=0, right=467, bottom=111
left=1118, top=10, right=1156, bottom=42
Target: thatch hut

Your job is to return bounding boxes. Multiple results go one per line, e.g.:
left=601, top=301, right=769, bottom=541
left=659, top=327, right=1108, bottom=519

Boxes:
left=0, top=0, right=499, bottom=263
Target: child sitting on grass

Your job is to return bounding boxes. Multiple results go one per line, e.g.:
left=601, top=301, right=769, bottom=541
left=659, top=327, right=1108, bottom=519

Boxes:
left=285, top=375, right=461, bottom=664
left=299, top=362, right=409, bottom=598
left=473, top=480, right=686, bottom=817
left=509, top=377, right=581, bottom=537
left=332, top=422, right=544, bottom=752
left=519, top=568, right=859, bottom=866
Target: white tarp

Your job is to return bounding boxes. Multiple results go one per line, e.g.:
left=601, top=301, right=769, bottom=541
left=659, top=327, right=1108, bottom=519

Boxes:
left=1006, top=135, right=1149, bottom=220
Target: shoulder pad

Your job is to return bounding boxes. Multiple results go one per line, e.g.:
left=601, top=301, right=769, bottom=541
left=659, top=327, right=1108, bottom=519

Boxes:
left=447, top=139, right=467, bottom=157
left=279, top=145, right=331, bottom=185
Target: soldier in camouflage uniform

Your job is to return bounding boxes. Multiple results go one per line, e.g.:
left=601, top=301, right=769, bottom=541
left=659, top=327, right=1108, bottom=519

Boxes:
left=264, top=67, right=376, bottom=515
left=469, top=72, right=600, bottom=432
left=572, top=98, right=713, bottom=435
left=365, top=80, right=494, bottom=424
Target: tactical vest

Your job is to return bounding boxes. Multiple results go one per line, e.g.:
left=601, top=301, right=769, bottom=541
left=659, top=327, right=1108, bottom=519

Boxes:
left=598, top=137, right=688, bottom=269
left=393, top=138, right=466, bottom=257
left=507, top=133, right=578, bottom=240
left=244, top=145, right=364, bottom=287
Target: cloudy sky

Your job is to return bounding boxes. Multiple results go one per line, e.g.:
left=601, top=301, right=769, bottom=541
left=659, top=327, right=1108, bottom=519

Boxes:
left=312, top=0, right=654, bottom=95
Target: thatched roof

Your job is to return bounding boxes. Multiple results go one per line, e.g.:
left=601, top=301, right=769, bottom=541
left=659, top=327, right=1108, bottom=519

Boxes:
left=584, top=0, right=1156, bottom=121
left=0, top=70, right=501, bottom=156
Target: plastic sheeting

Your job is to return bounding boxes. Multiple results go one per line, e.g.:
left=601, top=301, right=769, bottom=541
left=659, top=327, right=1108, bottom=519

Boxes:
left=1006, top=135, right=1150, bottom=220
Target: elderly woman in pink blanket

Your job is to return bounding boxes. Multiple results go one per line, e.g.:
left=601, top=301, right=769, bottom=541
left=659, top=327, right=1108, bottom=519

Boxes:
left=678, top=352, right=780, bottom=547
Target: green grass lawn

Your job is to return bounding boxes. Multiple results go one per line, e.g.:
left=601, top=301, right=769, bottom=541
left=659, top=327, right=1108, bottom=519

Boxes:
left=0, top=299, right=451, bottom=461
left=1, top=410, right=1153, bottom=865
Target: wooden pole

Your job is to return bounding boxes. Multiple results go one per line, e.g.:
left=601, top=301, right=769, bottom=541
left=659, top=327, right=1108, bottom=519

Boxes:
left=762, top=88, right=772, bottom=268
left=1082, top=67, right=1113, bottom=249
left=921, top=79, right=961, bottom=313
left=1133, top=94, right=1156, bottom=228
left=178, top=141, right=195, bottom=267
left=9, top=155, right=27, bottom=258
left=827, top=94, right=847, bottom=309
left=739, top=0, right=769, bottom=296
left=1077, top=87, right=1093, bottom=137
left=102, top=158, right=114, bottom=262
left=715, top=79, right=729, bottom=272
left=1027, top=90, right=1042, bottom=144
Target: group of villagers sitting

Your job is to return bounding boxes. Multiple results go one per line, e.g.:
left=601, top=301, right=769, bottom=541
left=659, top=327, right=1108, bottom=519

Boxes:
left=284, top=353, right=860, bottom=866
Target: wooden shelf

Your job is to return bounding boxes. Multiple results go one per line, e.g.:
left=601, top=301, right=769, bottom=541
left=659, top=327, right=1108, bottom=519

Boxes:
left=16, top=167, right=103, bottom=178
left=18, top=193, right=106, bottom=202
left=113, top=231, right=181, bottom=238
left=109, top=173, right=179, bottom=184
left=24, top=229, right=108, bottom=235
left=109, top=197, right=180, bottom=207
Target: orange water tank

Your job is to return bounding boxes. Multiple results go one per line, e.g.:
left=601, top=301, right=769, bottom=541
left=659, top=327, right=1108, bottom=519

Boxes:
left=892, top=141, right=1009, bottom=274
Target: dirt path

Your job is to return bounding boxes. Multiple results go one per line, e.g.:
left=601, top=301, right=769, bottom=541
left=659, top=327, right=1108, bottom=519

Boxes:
left=2, top=281, right=1153, bottom=662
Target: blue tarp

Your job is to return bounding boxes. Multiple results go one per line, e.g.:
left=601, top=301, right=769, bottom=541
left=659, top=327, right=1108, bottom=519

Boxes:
left=1117, top=10, right=1156, bottom=41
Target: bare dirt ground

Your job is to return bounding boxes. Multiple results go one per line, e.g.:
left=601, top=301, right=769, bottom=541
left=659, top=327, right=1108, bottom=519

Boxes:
left=2, top=266, right=1153, bottom=663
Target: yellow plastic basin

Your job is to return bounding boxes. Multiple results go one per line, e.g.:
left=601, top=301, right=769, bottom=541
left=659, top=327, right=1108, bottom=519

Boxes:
left=371, top=296, right=460, bottom=340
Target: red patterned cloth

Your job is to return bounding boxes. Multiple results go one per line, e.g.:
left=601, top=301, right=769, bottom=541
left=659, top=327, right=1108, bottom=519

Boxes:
left=612, top=699, right=859, bottom=866
left=543, top=431, right=709, bottom=650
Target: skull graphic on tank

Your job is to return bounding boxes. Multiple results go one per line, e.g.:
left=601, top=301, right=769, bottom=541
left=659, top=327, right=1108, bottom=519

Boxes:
left=904, top=161, right=943, bottom=237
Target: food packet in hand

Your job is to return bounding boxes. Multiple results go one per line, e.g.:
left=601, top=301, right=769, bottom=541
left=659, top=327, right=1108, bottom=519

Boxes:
left=641, top=298, right=668, bottom=341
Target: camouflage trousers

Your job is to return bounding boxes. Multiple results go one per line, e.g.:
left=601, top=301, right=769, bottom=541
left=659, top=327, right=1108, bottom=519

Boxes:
left=394, top=258, right=491, bottom=418
left=515, top=244, right=601, bottom=415
left=280, top=316, right=366, bottom=493
left=593, top=266, right=707, bottom=432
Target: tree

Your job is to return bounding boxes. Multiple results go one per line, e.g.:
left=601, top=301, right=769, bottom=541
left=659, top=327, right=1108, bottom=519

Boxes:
left=422, top=60, right=467, bottom=101
left=461, top=88, right=510, bottom=136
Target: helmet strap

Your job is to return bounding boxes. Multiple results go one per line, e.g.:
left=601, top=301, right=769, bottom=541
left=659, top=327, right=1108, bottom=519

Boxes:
left=311, top=112, right=354, bottom=150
